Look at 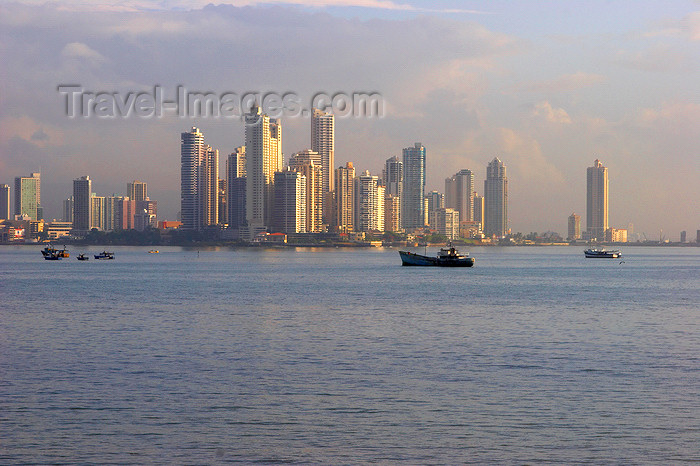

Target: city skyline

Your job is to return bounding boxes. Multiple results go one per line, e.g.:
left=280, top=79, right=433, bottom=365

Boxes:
left=0, top=1, right=698, bottom=239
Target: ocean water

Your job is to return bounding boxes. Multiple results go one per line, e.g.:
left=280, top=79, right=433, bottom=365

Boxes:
left=1, top=245, right=698, bottom=464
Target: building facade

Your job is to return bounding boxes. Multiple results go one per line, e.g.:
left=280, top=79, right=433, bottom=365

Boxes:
left=568, top=213, right=581, bottom=240
left=431, top=207, right=460, bottom=240
left=0, top=184, right=10, bottom=220
left=354, top=170, right=383, bottom=233
left=289, top=151, right=324, bottom=233
left=72, top=176, right=92, bottom=233
left=273, top=170, right=306, bottom=234
left=14, top=172, right=41, bottom=221
left=311, top=108, right=335, bottom=219
left=484, top=157, right=508, bottom=237
left=586, top=159, right=609, bottom=241
left=127, top=180, right=147, bottom=202
left=445, top=169, right=474, bottom=222
left=246, top=106, right=282, bottom=235
left=334, top=162, right=355, bottom=233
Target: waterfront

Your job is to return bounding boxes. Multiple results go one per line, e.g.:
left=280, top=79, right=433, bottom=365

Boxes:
left=1, top=246, right=698, bottom=464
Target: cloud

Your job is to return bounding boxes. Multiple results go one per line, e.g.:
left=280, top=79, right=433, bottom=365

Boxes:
left=614, top=45, right=694, bottom=73
left=531, top=101, right=572, bottom=125
left=520, top=72, right=605, bottom=94
left=61, top=42, right=107, bottom=62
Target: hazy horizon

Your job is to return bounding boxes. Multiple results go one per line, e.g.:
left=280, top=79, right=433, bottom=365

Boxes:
left=1, top=1, right=698, bottom=239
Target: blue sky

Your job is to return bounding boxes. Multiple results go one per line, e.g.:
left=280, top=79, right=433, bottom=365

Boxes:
left=1, top=0, right=698, bottom=237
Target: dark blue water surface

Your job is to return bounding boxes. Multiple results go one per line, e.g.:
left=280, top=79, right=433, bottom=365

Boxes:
left=1, top=245, right=699, bottom=464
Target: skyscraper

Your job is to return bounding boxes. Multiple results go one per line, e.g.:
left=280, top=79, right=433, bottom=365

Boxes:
left=311, top=108, right=335, bottom=218
left=273, top=169, right=306, bottom=234
left=445, top=169, right=474, bottom=222
left=14, top=172, right=41, bottom=220
left=73, top=176, right=92, bottom=233
left=246, top=106, right=282, bottom=235
left=354, top=170, right=382, bottom=232
left=0, top=184, right=10, bottom=220
left=473, top=193, right=484, bottom=230
left=383, top=156, right=403, bottom=227
left=335, top=162, right=355, bottom=233
left=402, top=143, right=426, bottom=230
left=484, top=157, right=508, bottom=237
left=289, top=151, right=323, bottom=233
left=227, top=146, right=246, bottom=231
left=218, top=179, right=227, bottom=224
left=127, top=180, right=147, bottom=202
left=90, top=195, right=105, bottom=231
left=586, top=159, right=608, bottom=241
left=181, top=127, right=205, bottom=230
left=201, top=146, right=219, bottom=226
left=425, top=190, right=444, bottom=228
left=568, top=213, right=581, bottom=240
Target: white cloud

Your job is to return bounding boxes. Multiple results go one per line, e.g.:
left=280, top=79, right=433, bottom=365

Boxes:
left=532, top=101, right=572, bottom=125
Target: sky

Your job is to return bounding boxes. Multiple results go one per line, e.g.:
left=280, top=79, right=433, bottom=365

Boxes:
left=1, top=0, right=698, bottom=239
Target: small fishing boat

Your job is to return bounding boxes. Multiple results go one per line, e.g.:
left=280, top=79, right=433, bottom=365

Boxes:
left=77, top=254, right=89, bottom=261
left=43, top=252, right=62, bottom=260
left=399, top=244, right=475, bottom=267
left=94, top=251, right=115, bottom=260
left=41, top=244, right=69, bottom=258
left=584, top=248, right=621, bottom=259
left=148, top=250, right=159, bottom=254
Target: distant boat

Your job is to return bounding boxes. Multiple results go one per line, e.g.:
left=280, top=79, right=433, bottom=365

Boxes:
left=77, top=253, right=89, bottom=261
left=584, top=248, right=622, bottom=259
left=94, top=251, right=115, bottom=260
left=399, top=244, right=475, bottom=267
left=148, top=250, right=159, bottom=254
left=43, top=251, right=63, bottom=260
left=41, top=244, right=69, bottom=258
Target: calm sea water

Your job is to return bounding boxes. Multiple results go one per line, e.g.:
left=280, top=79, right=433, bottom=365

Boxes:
left=1, top=245, right=698, bottom=464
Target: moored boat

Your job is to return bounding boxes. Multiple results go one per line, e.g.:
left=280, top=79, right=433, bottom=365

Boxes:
left=43, top=252, right=63, bottom=260
left=399, top=244, right=475, bottom=267
left=77, top=253, right=89, bottom=261
left=94, top=251, right=115, bottom=260
left=148, top=250, right=159, bottom=254
left=584, top=248, right=621, bottom=258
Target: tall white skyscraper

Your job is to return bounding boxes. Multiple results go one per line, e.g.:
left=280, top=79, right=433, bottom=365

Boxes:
left=273, top=169, right=306, bottom=234
left=289, top=150, right=323, bottom=233
left=73, top=176, right=92, bottom=233
left=586, top=159, right=608, bottom=240
left=246, top=106, right=282, bottom=234
left=354, top=170, right=382, bottom=233
left=181, top=127, right=205, bottom=230
left=311, top=108, right=335, bottom=217
left=335, top=162, right=355, bottom=233
left=484, top=157, right=508, bottom=237
left=201, top=146, right=219, bottom=227
left=445, top=169, right=474, bottom=222
left=402, top=143, right=426, bottom=230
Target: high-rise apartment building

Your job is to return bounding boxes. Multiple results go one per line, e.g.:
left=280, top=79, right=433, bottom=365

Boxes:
left=384, top=194, right=400, bottom=233
left=246, top=106, right=282, bottom=235
left=335, top=162, right=355, bottom=233
left=273, top=169, right=306, bottom=234
left=218, top=179, right=227, bottom=224
left=90, top=195, right=106, bottom=231
left=181, top=127, right=220, bottom=230
left=425, top=190, right=444, bottom=228
left=586, top=159, right=608, bottom=241
left=14, top=172, right=41, bottom=220
left=227, top=146, right=246, bottom=231
left=181, top=127, right=205, bottom=230
left=445, top=169, right=474, bottom=222
left=431, top=207, right=460, bottom=240
left=289, top=151, right=324, bottom=233
left=473, top=193, right=484, bottom=230
left=484, top=157, right=508, bottom=237
left=63, top=197, right=74, bottom=223
left=382, top=156, right=403, bottom=227
left=402, top=143, right=426, bottom=230
left=311, top=108, right=335, bottom=217
left=568, top=213, right=581, bottom=240
left=354, top=170, right=383, bottom=233
left=0, top=184, right=10, bottom=220
left=73, top=176, right=92, bottom=233
left=127, top=180, right=147, bottom=202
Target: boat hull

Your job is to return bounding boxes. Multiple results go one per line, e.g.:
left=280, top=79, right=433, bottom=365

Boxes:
left=584, top=250, right=621, bottom=259
left=399, top=251, right=474, bottom=267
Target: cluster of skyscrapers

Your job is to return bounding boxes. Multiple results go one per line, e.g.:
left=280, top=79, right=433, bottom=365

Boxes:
left=180, top=106, right=510, bottom=240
